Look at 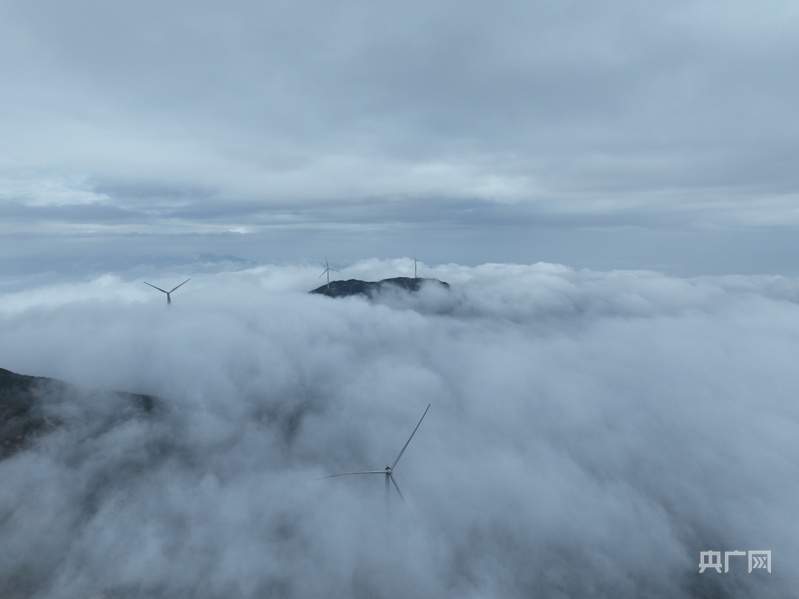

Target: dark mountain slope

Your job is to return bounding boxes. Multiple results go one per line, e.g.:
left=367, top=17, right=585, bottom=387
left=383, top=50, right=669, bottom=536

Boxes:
left=310, top=276, right=450, bottom=298
left=0, top=367, right=156, bottom=460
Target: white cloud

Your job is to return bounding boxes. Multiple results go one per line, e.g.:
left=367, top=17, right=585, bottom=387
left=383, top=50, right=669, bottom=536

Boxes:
left=0, top=261, right=796, bottom=597
left=0, top=174, right=109, bottom=207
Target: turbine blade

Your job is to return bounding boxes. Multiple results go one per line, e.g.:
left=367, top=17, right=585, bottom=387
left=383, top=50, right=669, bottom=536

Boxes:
left=389, top=473, right=405, bottom=502
left=319, top=268, right=328, bottom=278
left=391, top=403, right=430, bottom=470
left=143, top=282, right=168, bottom=294
left=315, top=470, right=386, bottom=480
left=169, top=278, right=191, bottom=293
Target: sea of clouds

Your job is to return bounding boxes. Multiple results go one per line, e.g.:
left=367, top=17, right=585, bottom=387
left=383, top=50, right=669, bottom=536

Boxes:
left=0, top=259, right=797, bottom=598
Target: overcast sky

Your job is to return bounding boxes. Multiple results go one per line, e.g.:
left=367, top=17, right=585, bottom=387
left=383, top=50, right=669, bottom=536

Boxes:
left=2, top=0, right=799, bottom=276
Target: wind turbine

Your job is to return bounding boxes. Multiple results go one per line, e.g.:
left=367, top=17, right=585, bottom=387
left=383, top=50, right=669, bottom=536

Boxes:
left=412, top=253, right=418, bottom=279
left=143, top=278, right=191, bottom=306
left=319, top=255, right=341, bottom=292
left=319, top=404, right=430, bottom=507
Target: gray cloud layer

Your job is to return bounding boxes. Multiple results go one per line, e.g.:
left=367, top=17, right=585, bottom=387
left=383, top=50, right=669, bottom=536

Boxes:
left=0, top=262, right=796, bottom=597
left=1, top=0, right=799, bottom=275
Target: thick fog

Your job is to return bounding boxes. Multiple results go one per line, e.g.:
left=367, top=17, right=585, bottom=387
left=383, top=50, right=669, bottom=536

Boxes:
left=0, top=260, right=797, bottom=598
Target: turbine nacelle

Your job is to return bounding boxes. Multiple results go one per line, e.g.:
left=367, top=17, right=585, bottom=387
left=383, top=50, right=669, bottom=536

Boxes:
left=143, top=278, right=191, bottom=306
left=319, top=404, right=431, bottom=506
left=318, top=255, right=341, bottom=291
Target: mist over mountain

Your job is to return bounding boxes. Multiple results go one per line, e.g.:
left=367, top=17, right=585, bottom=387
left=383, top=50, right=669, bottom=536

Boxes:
left=0, top=260, right=796, bottom=598
left=0, top=368, right=157, bottom=461
left=3, top=0, right=798, bottom=595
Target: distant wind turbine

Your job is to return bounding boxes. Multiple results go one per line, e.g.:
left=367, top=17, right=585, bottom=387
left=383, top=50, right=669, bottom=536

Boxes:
left=318, top=404, right=430, bottom=506
left=318, top=255, right=341, bottom=292
left=413, top=253, right=418, bottom=279
left=143, top=278, right=191, bottom=306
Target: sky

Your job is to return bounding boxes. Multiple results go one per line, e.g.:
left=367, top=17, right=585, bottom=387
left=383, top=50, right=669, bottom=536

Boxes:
left=1, top=0, right=799, bottom=277
left=1, top=262, right=798, bottom=598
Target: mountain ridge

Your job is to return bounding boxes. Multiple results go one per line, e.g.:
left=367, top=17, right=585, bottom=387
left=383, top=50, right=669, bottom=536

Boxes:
left=309, top=276, right=450, bottom=298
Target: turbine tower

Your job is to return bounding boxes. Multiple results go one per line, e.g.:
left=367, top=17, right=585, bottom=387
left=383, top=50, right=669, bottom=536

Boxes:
left=143, top=278, right=191, bottom=306
left=319, top=404, right=431, bottom=507
left=413, top=253, right=418, bottom=279
left=318, top=255, right=341, bottom=292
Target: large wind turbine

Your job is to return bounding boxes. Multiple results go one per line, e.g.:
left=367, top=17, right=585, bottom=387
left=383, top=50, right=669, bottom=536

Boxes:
left=413, top=253, right=418, bottom=279
left=319, top=404, right=431, bottom=506
left=143, top=278, right=191, bottom=306
left=318, top=255, right=341, bottom=292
